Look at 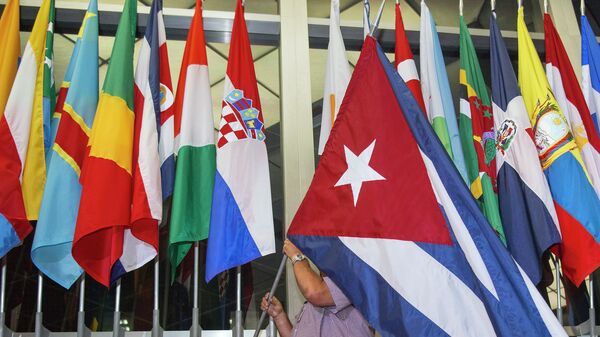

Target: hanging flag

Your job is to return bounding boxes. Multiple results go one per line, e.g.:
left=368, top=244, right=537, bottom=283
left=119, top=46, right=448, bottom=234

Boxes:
left=490, top=13, right=561, bottom=285
left=458, top=15, right=505, bottom=244
left=128, top=0, right=170, bottom=279
left=32, top=0, right=99, bottom=289
left=43, top=1, right=56, bottom=161
left=72, top=0, right=148, bottom=287
left=518, top=6, right=600, bottom=287
left=168, top=0, right=215, bottom=279
left=318, top=0, right=351, bottom=155
left=0, top=0, right=20, bottom=119
left=546, top=13, right=600, bottom=198
left=420, top=1, right=468, bottom=184
left=0, top=0, right=53, bottom=256
left=582, top=14, right=600, bottom=136
left=288, top=36, right=567, bottom=337
left=205, top=0, right=275, bottom=282
left=394, top=1, right=425, bottom=113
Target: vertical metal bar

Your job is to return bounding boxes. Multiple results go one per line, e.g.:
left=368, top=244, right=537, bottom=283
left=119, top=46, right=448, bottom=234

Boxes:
left=555, top=259, right=562, bottom=324
left=591, top=275, right=596, bottom=337
left=234, top=266, right=243, bottom=337
left=113, top=279, right=121, bottom=337
left=152, top=257, right=160, bottom=337
left=581, top=0, right=585, bottom=16
left=544, top=0, right=548, bottom=13
left=77, top=275, right=86, bottom=337
left=267, top=317, right=276, bottom=337
left=0, top=258, right=6, bottom=337
left=191, top=242, right=200, bottom=337
left=35, top=272, right=43, bottom=337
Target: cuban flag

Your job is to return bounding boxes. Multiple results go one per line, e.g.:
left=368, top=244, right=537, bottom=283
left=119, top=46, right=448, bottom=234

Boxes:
left=205, top=0, right=275, bottom=282
left=582, top=14, right=600, bottom=136
left=490, top=13, right=561, bottom=285
left=288, top=36, right=567, bottom=337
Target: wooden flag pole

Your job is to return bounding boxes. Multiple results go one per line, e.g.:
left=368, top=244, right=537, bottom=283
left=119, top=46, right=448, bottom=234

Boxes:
left=253, top=255, right=287, bottom=337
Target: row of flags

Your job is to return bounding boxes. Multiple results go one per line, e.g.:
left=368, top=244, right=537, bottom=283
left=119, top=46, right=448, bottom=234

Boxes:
left=0, top=0, right=275, bottom=291
left=297, top=1, right=600, bottom=335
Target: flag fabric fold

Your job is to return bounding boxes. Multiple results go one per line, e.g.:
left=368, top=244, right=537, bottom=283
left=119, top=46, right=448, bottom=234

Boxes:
left=288, top=36, right=566, bottom=337
left=317, top=0, right=351, bottom=155
left=169, top=0, right=216, bottom=279
left=582, top=14, right=600, bottom=136
left=205, top=0, right=275, bottom=282
left=0, top=0, right=54, bottom=256
left=72, top=0, right=147, bottom=287
left=546, top=14, right=600, bottom=197
left=0, top=0, right=20, bottom=119
left=490, top=13, right=561, bottom=285
left=32, top=0, right=99, bottom=289
left=459, top=15, right=505, bottom=244
left=395, top=2, right=425, bottom=113
left=420, top=1, right=469, bottom=184
left=518, top=6, right=600, bottom=287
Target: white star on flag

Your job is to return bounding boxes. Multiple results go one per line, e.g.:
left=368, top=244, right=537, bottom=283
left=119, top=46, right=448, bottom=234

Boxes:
left=335, top=140, right=385, bottom=206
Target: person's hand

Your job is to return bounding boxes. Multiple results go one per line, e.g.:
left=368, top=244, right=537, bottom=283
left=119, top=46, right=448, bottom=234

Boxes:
left=261, top=293, right=285, bottom=319
left=283, top=239, right=302, bottom=259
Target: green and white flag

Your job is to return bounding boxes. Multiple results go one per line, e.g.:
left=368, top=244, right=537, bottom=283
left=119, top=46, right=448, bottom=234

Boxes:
left=169, top=1, right=216, bottom=279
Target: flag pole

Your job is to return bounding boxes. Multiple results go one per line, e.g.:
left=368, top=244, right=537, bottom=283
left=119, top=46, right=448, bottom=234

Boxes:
left=77, top=275, right=86, bottom=337
left=234, top=266, right=243, bottom=337
left=0, top=258, right=7, bottom=337
left=253, top=255, right=287, bottom=337
left=591, top=275, right=596, bottom=337
left=554, top=257, right=562, bottom=323
left=191, top=242, right=201, bottom=337
left=368, top=0, right=386, bottom=36
left=152, top=257, right=161, bottom=337
left=543, top=0, right=548, bottom=13
left=35, top=272, right=44, bottom=337
left=581, top=0, right=585, bottom=16
left=113, top=279, right=122, bottom=337
left=459, top=0, right=463, bottom=16
left=491, top=0, right=495, bottom=11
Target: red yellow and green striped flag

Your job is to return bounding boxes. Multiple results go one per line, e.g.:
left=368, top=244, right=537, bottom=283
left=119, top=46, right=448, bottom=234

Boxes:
left=459, top=16, right=505, bottom=244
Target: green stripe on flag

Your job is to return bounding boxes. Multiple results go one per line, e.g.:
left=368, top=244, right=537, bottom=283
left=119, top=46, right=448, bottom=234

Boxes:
left=169, top=144, right=216, bottom=280
left=459, top=16, right=506, bottom=245
left=432, top=117, right=454, bottom=159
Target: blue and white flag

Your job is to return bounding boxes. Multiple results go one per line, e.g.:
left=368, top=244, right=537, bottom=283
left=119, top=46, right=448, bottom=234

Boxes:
left=582, top=14, right=600, bottom=136
left=288, top=36, right=567, bottom=337
left=490, top=13, right=561, bottom=285
left=419, top=1, right=468, bottom=184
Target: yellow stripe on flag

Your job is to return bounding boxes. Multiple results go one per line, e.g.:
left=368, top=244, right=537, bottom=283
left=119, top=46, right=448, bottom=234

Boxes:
left=22, top=0, right=53, bottom=220
left=459, top=69, right=477, bottom=98
left=63, top=103, right=91, bottom=136
left=88, top=92, right=134, bottom=174
left=0, top=0, right=20, bottom=119
left=53, top=142, right=81, bottom=177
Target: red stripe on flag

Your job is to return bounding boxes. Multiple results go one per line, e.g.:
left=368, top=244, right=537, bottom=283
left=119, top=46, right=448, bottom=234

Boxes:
left=0, top=117, right=32, bottom=240
left=73, top=156, right=131, bottom=286
left=54, top=111, right=90, bottom=171
left=552, top=202, right=600, bottom=287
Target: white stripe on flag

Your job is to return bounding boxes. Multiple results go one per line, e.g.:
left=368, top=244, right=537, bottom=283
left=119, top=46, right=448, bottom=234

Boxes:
left=396, top=59, right=419, bottom=83
left=179, top=65, right=214, bottom=149
left=420, top=149, right=499, bottom=300
left=340, top=236, right=497, bottom=337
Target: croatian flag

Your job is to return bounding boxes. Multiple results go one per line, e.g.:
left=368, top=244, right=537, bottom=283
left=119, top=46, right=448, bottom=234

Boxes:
left=288, top=36, right=567, bottom=337
left=490, top=13, right=561, bottom=285
left=546, top=13, right=600, bottom=198
left=205, top=0, right=275, bottom=282
left=582, top=14, right=600, bottom=136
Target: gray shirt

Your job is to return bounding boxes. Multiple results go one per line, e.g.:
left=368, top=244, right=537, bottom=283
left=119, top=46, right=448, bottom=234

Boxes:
left=291, top=277, right=373, bottom=337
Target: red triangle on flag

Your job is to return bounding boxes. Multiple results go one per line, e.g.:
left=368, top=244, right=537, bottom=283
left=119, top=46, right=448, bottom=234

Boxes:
left=289, top=38, right=452, bottom=245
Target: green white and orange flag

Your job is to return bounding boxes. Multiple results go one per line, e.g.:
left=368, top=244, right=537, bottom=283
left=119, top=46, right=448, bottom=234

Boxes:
left=73, top=0, right=138, bottom=286
left=168, top=0, right=216, bottom=279
left=459, top=16, right=505, bottom=244
left=0, top=0, right=20, bottom=119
